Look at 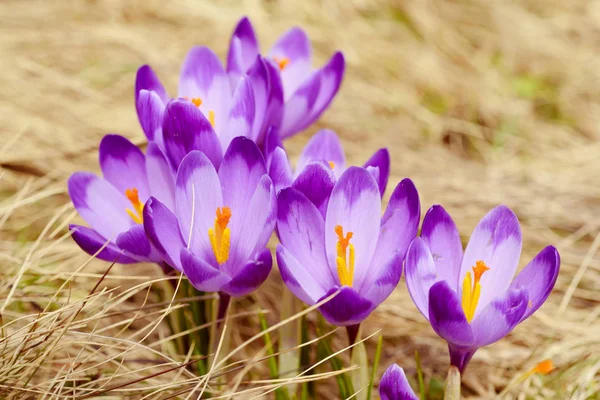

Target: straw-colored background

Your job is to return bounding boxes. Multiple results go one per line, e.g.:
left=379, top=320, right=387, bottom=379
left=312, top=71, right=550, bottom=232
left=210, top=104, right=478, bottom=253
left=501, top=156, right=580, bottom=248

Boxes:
left=1, top=0, right=599, bottom=398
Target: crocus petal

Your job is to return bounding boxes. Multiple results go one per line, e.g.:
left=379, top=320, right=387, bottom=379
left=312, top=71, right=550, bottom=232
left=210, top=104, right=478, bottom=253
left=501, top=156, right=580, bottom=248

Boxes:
left=116, top=224, right=157, bottom=261
left=268, top=146, right=293, bottom=193
left=178, top=46, right=231, bottom=132
left=68, top=172, right=133, bottom=240
left=295, top=129, right=346, bottom=177
left=180, top=248, right=231, bottom=292
left=404, top=237, right=438, bottom=320
left=276, top=244, right=328, bottom=305
left=459, top=205, right=523, bottom=317
left=509, top=245, right=560, bottom=322
left=227, top=16, right=260, bottom=84
left=277, top=187, right=334, bottom=287
left=363, top=148, right=390, bottom=197
left=428, top=281, right=474, bottom=347
left=291, top=162, right=335, bottom=216
left=135, top=65, right=169, bottom=104
left=99, top=134, right=149, bottom=201
left=145, top=143, right=176, bottom=211
left=246, top=57, right=283, bottom=145
left=219, top=76, right=255, bottom=150
left=379, top=364, right=419, bottom=400
left=261, top=60, right=285, bottom=138
left=143, top=197, right=186, bottom=271
left=268, top=27, right=312, bottom=97
left=325, top=167, right=381, bottom=288
left=361, top=251, right=404, bottom=307
left=319, top=286, right=374, bottom=326
left=470, top=286, right=528, bottom=347
left=175, top=151, right=223, bottom=264
left=137, top=89, right=166, bottom=143
left=421, top=205, right=463, bottom=291
left=162, top=99, right=223, bottom=168
left=280, top=52, right=345, bottom=139
left=70, top=224, right=137, bottom=264
left=221, top=248, right=272, bottom=297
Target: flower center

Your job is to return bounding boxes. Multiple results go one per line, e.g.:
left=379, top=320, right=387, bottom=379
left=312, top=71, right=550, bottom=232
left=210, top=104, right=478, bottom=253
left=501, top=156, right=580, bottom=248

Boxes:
left=335, top=225, right=355, bottom=287
left=125, top=188, right=144, bottom=224
left=461, top=260, right=490, bottom=323
left=273, top=56, right=290, bottom=71
left=208, top=207, right=231, bottom=265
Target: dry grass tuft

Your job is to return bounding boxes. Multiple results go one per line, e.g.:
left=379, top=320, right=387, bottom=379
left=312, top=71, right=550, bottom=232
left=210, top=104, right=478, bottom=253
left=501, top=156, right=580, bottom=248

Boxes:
left=1, top=0, right=599, bottom=398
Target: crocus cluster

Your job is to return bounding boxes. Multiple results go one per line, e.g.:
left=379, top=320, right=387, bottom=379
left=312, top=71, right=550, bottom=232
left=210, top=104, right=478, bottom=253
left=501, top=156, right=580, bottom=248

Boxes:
left=67, top=15, right=561, bottom=394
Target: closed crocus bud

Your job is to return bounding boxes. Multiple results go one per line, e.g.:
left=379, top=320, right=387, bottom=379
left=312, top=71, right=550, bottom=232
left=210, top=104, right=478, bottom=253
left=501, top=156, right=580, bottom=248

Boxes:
left=379, top=364, right=419, bottom=400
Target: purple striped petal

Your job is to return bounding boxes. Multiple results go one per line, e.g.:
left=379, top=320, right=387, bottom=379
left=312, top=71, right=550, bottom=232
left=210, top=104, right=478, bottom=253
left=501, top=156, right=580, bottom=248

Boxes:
left=276, top=187, right=333, bottom=287
left=470, top=286, right=528, bottom=347
left=135, top=65, right=169, bottom=105
left=145, top=143, right=176, bottom=211
left=295, top=129, right=346, bottom=178
left=261, top=60, right=285, bottom=139
left=219, top=76, right=255, bottom=150
left=291, top=162, right=335, bottom=217
left=361, top=251, right=403, bottom=307
left=221, top=248, right=272, bottom=297
left=68, top=172, right=133, bottom=240
left=143, top=197, right=186, bottom=272
left=116, top=224, right=157, bottom=261
left=175, top=151, right=223, bottom=264
left=180, top=247, right=231, bottom=293
left=179, top=46, right=232, bottom=131
left=280, top=52, right=345, bottom=139
left=363, top=148, right=390, bottom=197
left=268, top=27, right=312, bottom=97
left=276, top=244, right=329, bottom=305
left=267, top=146, right=293, bottom=193
left=405, top=237, right=438, bottom=320
left=325, top=167, right=381, bottom=288
left=510, top=245, right=560, bottom=322
left=319, top=286, right=374, bottom=326
left=227, top=17, right=260, bottom=84
left=162, top=99, right=222, bottom=168
left=99, top=134, right=149, bottom=201
left=70, top=224, right=137, bottom=264
left=422, top=205, right=463, bottom=291
left=429, top=281, right=474, bottom=347
left=137, top=89, right=165, bottom=143
left=459, top=205, right=522, bottom=318
left=379, top=364, right=419, bottom=400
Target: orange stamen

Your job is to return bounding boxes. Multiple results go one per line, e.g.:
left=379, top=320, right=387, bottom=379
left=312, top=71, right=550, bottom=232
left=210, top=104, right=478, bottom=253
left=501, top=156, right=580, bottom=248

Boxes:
left=472, top=260, right=490, bottom=284
left=532, top=360, right=553, bottom=375
left=328, top=161, right=335, bottom=169
left=125, top=188, right=144, bottom=224
left=273, top=56, right=290, bottom=71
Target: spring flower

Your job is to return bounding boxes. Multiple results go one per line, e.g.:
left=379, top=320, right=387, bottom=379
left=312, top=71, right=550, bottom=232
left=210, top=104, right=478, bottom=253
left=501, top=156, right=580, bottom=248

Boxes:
left=265, top=129, right=389, bottom=214
left=276, top=167, right=419, bottom=326
left=136, top=48, right=283, bottom=149
left=405, top=205, right=560, bottom=373
left=227, top=17, right=345, bottom=139
left=143, top=137, right=276, bottom=297
left=68, top=134, right=175, bottom=264
left=379, top=364, right=418, bottom=400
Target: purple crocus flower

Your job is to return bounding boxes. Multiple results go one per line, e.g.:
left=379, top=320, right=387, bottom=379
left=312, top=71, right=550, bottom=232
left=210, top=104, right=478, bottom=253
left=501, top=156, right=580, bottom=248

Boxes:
left=136, top=48, right=283, bottom=149
left=379, top=364, right=418, bottom=400
left=68, top=134, right=175, bottom=264
left=276, top=167, right=419, bottom=326
left=265, top=129, right=390, bottom=211
left=227, top=17, right=345, bottom=139
left=142, top=137, right=276, bottom=297
left=405, top=205, right=560, bottom=373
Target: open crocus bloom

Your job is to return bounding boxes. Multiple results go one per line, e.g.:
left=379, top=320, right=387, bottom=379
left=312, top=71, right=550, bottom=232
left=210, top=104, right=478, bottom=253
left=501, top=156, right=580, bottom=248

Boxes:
left=276, top=167, right=419, bottom=326
left=227, top=17, right=345, bottom=139
left=405, top=205, right=560, bottom=373
left=143, top=137, right=276, bottom=297
left=136, top=46, right=283, bottom=150
left=68, top=134, right=175, bottom=264
left=265, top=129, right=389, bottom=214
left=379, top=364, right=418, bottom=400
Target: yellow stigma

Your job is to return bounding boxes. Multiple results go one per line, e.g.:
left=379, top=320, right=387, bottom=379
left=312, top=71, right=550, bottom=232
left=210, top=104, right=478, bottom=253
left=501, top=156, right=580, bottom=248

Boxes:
left=335, top=225, right=355, bottom=287
left=328, top=161, right=335, bottom=169
left=125, top=188, right=144, bottom=224
left=208, top=207, right=231, bottom=265
left=461, top=260, right=490, bottom=323
left=273, top=56, right=290, bottom=71
left=208, top=110, right=215, bottom=127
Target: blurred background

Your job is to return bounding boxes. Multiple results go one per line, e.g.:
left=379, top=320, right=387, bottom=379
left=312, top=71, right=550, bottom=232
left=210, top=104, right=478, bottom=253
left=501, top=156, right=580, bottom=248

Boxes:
left=1, top=0, right=599, bottom=398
